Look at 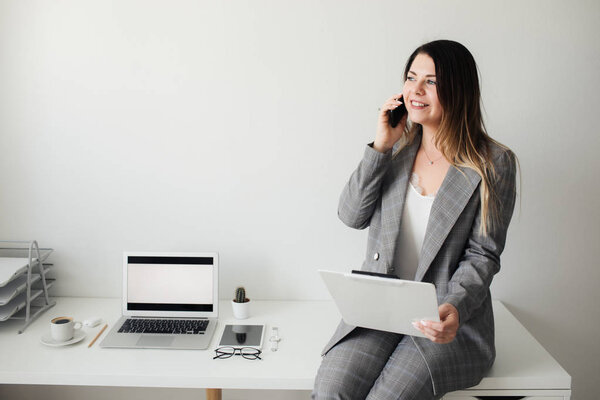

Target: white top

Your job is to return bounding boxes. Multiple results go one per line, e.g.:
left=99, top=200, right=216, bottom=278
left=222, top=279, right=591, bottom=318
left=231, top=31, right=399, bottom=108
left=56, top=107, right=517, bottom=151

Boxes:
left=395, top=173, right=435, bottom=280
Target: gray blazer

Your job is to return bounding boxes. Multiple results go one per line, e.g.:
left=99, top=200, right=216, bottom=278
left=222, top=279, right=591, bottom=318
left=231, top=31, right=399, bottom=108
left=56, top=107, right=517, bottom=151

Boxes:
left=323, top=133, right=517, bottom=395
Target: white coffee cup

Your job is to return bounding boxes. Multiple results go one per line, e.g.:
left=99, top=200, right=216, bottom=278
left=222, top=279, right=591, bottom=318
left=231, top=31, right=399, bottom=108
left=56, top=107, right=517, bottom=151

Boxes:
left=50, top=316, right=82, bottom=342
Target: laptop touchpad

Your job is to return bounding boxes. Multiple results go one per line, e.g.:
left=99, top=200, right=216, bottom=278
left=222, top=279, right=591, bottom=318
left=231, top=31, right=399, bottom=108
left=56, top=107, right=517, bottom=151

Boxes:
left=137, top=335, right=174, bottom=347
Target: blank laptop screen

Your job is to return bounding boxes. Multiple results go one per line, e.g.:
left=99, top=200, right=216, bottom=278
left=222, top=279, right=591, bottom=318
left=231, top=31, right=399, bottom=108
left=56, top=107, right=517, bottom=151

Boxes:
left=127, top=256, right=214, bottom=312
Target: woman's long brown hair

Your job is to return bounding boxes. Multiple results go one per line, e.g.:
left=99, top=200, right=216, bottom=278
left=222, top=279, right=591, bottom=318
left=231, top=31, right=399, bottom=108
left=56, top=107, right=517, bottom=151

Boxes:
left=398, top=40, right=510, bottom=236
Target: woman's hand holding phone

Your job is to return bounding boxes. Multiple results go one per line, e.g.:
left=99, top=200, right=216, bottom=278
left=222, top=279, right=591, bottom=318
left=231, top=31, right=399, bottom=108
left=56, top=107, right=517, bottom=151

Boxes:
left=373, top=94, right=407, bottom=153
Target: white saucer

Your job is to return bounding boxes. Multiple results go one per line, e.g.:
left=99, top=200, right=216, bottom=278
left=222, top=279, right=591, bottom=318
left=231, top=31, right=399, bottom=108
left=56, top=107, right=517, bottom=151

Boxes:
left=41, top=330, right=86, bottom=347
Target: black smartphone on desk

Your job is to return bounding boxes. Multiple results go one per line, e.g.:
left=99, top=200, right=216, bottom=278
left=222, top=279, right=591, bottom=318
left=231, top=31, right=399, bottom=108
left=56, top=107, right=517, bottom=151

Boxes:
left=387, top=100, right=407, bottom=128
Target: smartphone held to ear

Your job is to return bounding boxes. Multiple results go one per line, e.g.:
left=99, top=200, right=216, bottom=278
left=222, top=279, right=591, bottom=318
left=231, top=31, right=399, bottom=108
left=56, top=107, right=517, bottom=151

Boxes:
left=387, top=100, right=407, bottom=128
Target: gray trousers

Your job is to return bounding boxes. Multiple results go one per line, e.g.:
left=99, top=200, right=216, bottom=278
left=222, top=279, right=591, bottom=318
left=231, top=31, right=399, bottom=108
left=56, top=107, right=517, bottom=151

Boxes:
left=312, top=328, right=440, bottom=400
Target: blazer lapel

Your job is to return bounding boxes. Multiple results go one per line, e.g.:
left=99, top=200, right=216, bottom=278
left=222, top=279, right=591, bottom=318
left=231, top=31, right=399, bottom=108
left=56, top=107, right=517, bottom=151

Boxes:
left=379, top=137, right=421, bottom=265
left=414, top=164, right=482, bottom=282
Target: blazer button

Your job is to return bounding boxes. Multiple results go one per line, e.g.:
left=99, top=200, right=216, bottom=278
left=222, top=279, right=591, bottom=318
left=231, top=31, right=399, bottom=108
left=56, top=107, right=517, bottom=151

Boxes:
left=373, top=252, right=379, bottom=261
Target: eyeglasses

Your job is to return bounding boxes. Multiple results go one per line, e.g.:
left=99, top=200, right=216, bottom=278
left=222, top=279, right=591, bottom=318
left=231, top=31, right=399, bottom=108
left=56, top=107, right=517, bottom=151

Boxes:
left=213, top=346, right=262, bottom=360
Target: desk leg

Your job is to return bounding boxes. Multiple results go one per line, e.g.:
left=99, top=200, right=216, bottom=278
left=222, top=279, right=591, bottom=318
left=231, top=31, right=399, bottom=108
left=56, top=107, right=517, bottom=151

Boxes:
left=206, top=388, right=222, bottom=400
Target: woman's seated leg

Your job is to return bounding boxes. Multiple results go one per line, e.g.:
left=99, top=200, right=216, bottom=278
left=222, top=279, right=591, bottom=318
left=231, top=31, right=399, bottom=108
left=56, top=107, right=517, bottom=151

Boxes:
left=312, top=328, right=403, bottom=400
left=366, top=335, right=438, bottom=400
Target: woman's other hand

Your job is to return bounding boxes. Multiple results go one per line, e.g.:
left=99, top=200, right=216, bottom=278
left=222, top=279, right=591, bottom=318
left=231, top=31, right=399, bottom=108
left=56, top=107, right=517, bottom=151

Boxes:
left=412, top=303, right=459, bottom=344
left=373, top=94, right=407, bottom=153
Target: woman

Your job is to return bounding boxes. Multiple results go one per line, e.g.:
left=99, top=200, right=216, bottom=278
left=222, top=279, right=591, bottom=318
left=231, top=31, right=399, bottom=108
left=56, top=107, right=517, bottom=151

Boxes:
left=312, top=40, right=517, bottom=400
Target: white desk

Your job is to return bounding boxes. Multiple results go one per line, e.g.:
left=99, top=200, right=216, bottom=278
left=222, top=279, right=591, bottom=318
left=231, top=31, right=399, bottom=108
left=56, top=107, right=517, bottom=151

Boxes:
left=0, top=298, right=571, bottom=399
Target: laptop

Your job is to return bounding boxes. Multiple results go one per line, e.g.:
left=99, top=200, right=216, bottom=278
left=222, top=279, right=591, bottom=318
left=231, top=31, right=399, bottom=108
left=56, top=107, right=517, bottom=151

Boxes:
left=100, top=252, right=219, bottom=350
left=319, top=269, right=439, bottom=338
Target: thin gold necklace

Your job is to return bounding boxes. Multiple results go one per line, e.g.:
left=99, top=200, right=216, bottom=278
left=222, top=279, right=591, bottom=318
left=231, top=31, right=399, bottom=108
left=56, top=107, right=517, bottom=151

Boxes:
left=422, top=147, right=443, bottom=165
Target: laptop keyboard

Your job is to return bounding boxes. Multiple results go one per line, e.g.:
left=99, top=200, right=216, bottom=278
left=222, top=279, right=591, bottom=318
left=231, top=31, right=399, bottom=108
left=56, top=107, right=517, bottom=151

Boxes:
left=118, top=318, right=208, bottom=334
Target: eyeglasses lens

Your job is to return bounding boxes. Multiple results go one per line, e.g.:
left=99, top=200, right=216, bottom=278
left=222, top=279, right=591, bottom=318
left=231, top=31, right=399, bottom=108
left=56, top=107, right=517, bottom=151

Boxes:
left=241, top=347, right=261, bottom=360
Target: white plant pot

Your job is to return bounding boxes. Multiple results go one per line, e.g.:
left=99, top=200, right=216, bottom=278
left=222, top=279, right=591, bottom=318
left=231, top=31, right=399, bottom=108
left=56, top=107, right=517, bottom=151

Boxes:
left=231, top=299, right=250, bottom=319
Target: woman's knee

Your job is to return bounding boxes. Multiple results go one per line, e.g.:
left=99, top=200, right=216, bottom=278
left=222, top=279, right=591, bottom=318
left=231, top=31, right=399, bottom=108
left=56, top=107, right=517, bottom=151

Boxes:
left=312, top=375, right=356, bottom=400
left=313, top=329, right=403, bottom=400
left=312, top=352, right=370, bottom=400
left=366, top=338, right=437, bottom=400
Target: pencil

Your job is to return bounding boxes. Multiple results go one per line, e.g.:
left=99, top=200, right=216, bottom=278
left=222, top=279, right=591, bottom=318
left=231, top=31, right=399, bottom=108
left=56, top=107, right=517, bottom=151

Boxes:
left=88, top=323, right=108, bottom=348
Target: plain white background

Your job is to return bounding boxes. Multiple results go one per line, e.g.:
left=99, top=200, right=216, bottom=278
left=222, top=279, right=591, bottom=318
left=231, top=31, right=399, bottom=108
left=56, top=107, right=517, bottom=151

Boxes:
left=0, top=1, right=598, bottom=399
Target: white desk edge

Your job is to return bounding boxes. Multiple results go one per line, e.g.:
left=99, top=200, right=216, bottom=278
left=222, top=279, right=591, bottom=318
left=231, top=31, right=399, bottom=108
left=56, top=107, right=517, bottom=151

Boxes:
left=0, top=297, right=571, bottom=394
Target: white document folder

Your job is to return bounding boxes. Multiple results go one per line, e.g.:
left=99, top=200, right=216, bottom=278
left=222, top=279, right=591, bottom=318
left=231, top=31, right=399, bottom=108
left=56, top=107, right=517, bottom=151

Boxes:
left=319, top=270, right=440, bottom=338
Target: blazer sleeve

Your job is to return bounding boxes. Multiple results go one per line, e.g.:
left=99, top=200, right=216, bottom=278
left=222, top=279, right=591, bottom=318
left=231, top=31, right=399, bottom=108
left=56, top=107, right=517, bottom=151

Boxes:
left=443, top=149, right=518, bottom=323
left=338, top=144, right=392, bottom=230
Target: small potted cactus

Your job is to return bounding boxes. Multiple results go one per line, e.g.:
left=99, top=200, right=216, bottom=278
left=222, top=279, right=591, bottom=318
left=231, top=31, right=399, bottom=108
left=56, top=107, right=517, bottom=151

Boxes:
left=231, top=286, right=250, bottom=319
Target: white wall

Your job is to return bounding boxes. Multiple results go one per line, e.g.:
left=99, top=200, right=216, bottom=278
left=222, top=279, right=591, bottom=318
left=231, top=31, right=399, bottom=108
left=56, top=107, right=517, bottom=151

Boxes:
left=1, top=1, right=599, bottom=399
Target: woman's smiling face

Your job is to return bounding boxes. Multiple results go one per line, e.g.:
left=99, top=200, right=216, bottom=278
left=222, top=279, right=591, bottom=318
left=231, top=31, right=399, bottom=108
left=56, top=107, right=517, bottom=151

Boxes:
left=403, top=53, right=443, bottom=133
